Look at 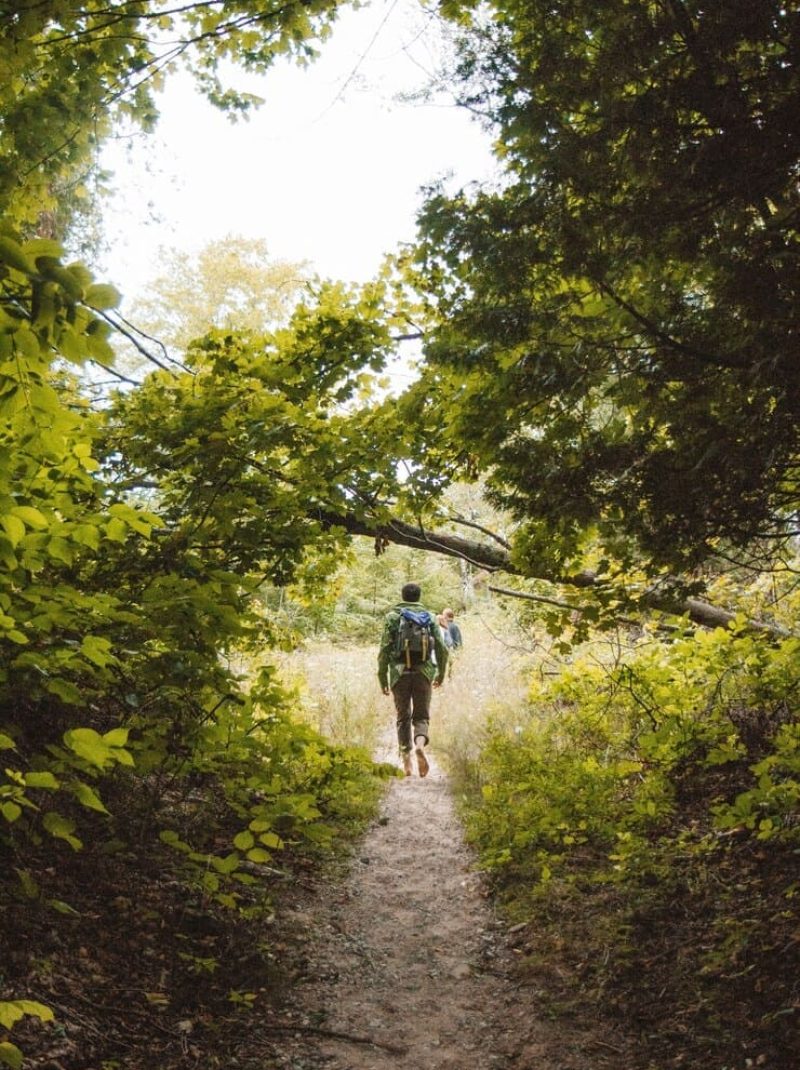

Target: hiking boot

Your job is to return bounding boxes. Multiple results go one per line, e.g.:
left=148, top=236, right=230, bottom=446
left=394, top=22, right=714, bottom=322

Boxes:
left=402, top=752, right=414, bottom=777
left=415, top=745, right=429, bottom=778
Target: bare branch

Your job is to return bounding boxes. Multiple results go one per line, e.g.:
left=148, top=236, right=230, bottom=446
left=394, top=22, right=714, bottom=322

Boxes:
left=488, top=584, right=578, bottom=611
left=447, top=513, right=512, bottom=549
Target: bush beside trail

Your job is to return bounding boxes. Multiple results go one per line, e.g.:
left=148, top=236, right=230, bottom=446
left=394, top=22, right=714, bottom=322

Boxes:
left=453, top=626, right=800, bottom=1069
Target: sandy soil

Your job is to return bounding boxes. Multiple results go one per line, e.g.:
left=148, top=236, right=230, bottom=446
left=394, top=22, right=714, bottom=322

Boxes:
left=260, top=735, right=633, bottom=1070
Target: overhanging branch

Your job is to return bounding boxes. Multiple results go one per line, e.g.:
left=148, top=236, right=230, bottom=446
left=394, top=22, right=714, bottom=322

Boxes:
left=317, top=510, right=791, bottom=638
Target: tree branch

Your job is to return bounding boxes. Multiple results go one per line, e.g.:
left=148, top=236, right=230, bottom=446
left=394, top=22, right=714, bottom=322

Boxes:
left=447, top=513, right=512, bottom=549
left=316, top=511, right=791, bottom=638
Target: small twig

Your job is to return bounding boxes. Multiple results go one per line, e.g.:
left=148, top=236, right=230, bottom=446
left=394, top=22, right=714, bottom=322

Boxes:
left=263, top=1021, right=408, bottom=1055
left=590, top=1037, right=625, bottom=1053
left=62, top=992, right=180, bottom=1039
left=489, top=584, right=576, bottom=611
left=448, top=514, right=512, bottom=549
left=99, top=309, right=178, bottom=375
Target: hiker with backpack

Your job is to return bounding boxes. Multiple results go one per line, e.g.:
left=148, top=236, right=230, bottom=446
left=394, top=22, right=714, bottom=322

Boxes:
left=377, top=582, right=449, bottom=778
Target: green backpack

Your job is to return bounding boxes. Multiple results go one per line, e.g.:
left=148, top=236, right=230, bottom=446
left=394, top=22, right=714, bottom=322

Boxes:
left=394, top=608, right=434, bottom=668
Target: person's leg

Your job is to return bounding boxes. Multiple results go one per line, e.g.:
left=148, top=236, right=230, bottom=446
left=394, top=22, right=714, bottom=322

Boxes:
left=409, top=673, right=432, bottom=777
left=392, top=674, right=414, bottom=775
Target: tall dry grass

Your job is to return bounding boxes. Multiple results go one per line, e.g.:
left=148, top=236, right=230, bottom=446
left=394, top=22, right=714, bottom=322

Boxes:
left=276, top=643, right=384, bottom=755
left=432, top=612, right=535, bottom=785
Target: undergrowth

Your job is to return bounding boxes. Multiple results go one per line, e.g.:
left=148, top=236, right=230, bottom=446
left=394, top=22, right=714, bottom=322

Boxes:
left=453, top=624, right=800, bottom=1069
left=0, top=664, right=389, bottom=1069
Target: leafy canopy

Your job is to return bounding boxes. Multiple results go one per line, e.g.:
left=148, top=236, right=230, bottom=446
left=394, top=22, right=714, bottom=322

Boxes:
left=0, top=0, right=352, bottom=231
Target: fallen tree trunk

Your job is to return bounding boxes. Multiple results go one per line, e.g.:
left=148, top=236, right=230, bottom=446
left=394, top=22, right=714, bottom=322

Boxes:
left=318, top=511, right=790, bottom=638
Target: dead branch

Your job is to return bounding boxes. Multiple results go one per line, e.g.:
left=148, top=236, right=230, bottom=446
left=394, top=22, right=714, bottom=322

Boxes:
left=263, top=1021, right=408, bottom=1055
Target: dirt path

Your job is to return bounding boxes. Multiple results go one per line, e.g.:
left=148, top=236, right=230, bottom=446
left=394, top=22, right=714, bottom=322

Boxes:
left=260, top=735, right=632, bottom=1070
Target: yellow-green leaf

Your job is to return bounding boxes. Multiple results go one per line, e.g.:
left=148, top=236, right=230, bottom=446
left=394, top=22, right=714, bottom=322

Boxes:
left=106, top=516, right=127, bottom=542
left=0, top=515, right=24, bottom=547
left=1, top=801, right=22, bottom=823
left=10, top=505, right=48, bottom=530
left=0, top=1040, right=23, bottom=1070
left=25, top=771, right=59, bottom=790
left=0, top=999, right=54, bottom=1030
left=42, top=812, right=82, bottom=850
left=84, top=283, right=121, bottom=310
left=103, top=727, right=129, bottom=747
left=73, top=781, right=108, bottom=813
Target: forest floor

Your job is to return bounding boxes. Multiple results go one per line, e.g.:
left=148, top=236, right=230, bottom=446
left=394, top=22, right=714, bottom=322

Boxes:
left=254, top=733, right=635, bottom=1070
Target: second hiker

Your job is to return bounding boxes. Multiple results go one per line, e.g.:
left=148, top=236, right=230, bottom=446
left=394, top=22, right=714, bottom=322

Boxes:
left=377, top=582, right=448, bottom=778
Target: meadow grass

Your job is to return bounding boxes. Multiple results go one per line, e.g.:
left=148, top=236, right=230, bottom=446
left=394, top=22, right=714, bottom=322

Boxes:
left=277, top=642, right=384, bottom=754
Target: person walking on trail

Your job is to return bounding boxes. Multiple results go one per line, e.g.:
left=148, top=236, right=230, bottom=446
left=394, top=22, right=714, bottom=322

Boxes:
left=436, top=608, right=462, bottom=679
left=437, top=607, right=463, bottom=651
left=378, top=582, right=448, bottom=778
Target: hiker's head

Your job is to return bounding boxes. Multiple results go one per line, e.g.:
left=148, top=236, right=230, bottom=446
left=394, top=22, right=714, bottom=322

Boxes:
left=401, top=582, right=421, bottom=603
left=443, top=607, right=455, bottom=621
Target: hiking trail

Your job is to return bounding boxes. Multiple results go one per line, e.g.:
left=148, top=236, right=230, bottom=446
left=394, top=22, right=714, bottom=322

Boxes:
left=261, top=733, right=632, bottom=1069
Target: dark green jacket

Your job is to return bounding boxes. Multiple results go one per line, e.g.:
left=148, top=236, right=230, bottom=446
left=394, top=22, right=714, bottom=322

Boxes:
left=377, top=601, right=448, bottom=690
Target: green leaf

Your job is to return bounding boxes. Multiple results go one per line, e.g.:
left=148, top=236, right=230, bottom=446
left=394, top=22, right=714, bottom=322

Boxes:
left=233, top=830, right=254, bottom=850
left=57, top=325, right=88, bottom=363
left=42, top=811, right=82, bottom=850
left=211, top=852, right=240, bottom=875
left=0, top=515, right=24, bottom=547
left=86, top=334, right=115, bottom=363
left=84, top=283, right=121, bottom=310
left=0, top=1041, right=23, bottom=1070
left=202, top=871, right=220, bottom=892
left=47, top=898, right=81, bottom=916
left=245, top=847, right=271, bottom=863
left=72, top=523, right=101, bottom=550
left=80, top=635, right=115, bottom=668
left=0, top=733, right=15, bottom=750
left=47, top=537, right=74, bottom=565
left=25, top=239, right=65, bottom=259
left=1, top=801, right=22, bottom=823
left=0, top=999, right=55, bottom=1029
left=63, top=727, right=109, bottom=767
left=14, top=868, right=39, bottom=899
left=73, top=781, right=109, bottom=813
left=105, top=516, right=127, bottom=543
left=10, top=505, right=48, bottom=530
left=46, top=678, right=82, bottom=704
left=0, top=236, right=36, bottom=275
left=159, top=829, right=191, bottom=853
left=102, top=727, right=129, bottom=747
left=25, top=771, right=59, bottom=790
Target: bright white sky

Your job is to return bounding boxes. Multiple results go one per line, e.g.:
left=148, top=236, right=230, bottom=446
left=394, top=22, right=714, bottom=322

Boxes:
left=99, top=0, right=496, bottom=308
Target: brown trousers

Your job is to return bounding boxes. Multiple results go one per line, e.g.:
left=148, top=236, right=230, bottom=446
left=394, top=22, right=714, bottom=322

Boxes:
left=391, top=670, right=432, bottom=752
